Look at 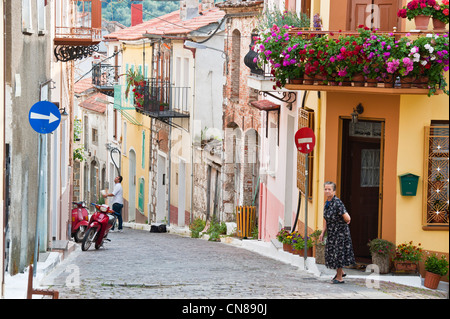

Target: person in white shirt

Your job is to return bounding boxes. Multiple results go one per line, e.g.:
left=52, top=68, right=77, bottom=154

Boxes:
left=103, top=175, right=124, bottom=232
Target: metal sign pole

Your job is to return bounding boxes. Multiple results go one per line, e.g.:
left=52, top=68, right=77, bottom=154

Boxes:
left=304, top=153, right=309, bottom=263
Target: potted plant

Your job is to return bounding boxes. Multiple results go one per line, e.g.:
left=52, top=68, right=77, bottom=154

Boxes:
left=292, top=233, right=313, bottom=256
left=276, top=228, right=291, bottom=251
left=310, top=230, right=325, bottom=263
left=393, top=241, right=423, bottom=273
left=424, top=254, right=449, bottom=289
left=358, top=27, right=384, bottom=86
left=368, top=238, right=395, bottom=274
left=412, top=34, right=450, bottom=96
left=397, top=0, right=436, bottom=30
left=431, top=0, right=449, bottom=30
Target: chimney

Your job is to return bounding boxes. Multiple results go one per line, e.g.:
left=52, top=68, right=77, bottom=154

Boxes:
left=180, top=0, right=199, bottom=21
left=131, top=0, right=143, bottom=26
left=200, top=0, right=214, bottom=12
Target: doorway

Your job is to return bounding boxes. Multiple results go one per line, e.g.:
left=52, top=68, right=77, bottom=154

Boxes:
left=129, top=149, right=136, bottom=222
left=340, top=119, right=384, bottom=262
left=157, top=153, right=167, bottom=222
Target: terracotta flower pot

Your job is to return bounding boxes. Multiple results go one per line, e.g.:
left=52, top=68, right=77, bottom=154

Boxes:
left=400, top=76, right=414, bottom=88
left=303, top=74, right=315, bottom=85
left=413, top=76, right=429, bottom=89
left=433, top=18, right=446, bottom=30
left=366, top=78, right=378, bottom=87
left=283, top=243, right=293, bottom=252
left=315, top=74, right=326, bottom=85
left=414, top=15, right=431, bottom=30
left=423, top=271, right=441, bottom=289
left=352, top=73, right=365, bottom=87
left=393, top=260, right=418, bottom=273
left=289, top=78, right=303, bottom=84
left=384, top=74, right=395, bottom=88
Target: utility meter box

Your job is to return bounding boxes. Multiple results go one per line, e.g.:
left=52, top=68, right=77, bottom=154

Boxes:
left=399, top=173, right=419, bottom=196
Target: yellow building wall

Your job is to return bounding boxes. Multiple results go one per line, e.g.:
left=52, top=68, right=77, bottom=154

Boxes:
left=120, top=41, right=153, bottom=221
left=397, top=87, right=449, bottom=254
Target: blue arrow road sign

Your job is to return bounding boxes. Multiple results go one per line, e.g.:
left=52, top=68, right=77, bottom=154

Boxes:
left=28, top=101, right=61, bottom=134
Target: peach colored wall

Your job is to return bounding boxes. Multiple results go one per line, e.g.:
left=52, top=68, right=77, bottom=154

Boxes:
left=324, top=92, right=400, bottom=243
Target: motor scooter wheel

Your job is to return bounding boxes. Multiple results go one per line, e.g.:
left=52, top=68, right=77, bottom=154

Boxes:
left=74, top=225, right=87, bottom=243
left=81, top=227, right=96, bottom=251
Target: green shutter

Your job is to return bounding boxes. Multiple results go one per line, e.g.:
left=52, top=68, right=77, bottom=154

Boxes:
left=142, top=130, right=145, bottom=169
left=138, top=177, right=145, bottom=212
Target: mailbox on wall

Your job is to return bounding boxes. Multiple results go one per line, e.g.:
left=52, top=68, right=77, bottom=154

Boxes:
left=399, top=173, right=420, bottom=196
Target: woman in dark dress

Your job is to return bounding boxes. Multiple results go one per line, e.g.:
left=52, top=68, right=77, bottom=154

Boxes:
left=319, top=182, right=355, bottom=283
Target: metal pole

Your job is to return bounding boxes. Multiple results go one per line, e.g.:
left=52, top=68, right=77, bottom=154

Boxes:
left=304, top=153, right=309, bottom=263
left=33, top=134, right=43, bottom=276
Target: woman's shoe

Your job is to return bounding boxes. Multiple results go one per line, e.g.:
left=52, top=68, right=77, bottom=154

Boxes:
left=332, top=279, right=345, bottom=284
left=333, top=273, right=347, bottom=280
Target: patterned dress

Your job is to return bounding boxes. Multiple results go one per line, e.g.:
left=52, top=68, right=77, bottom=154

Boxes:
left=324, top=196, right=355, bottom=269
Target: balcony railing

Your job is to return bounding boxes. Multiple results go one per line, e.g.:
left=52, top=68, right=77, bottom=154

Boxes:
left=92, top=63, right=120, bottom=90
left=135, top=79, right=190, bottom=119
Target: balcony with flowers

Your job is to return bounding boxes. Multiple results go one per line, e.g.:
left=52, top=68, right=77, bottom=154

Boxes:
left=248, top=5, right=449, bottom=97
left=125, top=69, right=190, bottom=119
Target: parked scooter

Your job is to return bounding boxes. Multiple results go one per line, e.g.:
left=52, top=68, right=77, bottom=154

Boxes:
left=81, top=203, right=117, bottom=251
left=71, top=201, right=89, bottom=243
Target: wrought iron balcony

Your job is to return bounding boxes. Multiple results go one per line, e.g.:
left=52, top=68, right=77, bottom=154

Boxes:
left=92, top=63, right=120, bottom=94
left=54, top=0, right=102, bottom=62
left=135, top=79, right=190, bottom=119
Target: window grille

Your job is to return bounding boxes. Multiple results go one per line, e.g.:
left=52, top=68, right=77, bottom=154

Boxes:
left=423, top=124, right=449, bottom=227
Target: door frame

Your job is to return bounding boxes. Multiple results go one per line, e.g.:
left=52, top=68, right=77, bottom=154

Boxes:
left=337, top=117, right=385, bottom=240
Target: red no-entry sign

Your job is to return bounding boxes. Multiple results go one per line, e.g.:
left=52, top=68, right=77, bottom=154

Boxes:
left=295, top=127, right=316, bottom=154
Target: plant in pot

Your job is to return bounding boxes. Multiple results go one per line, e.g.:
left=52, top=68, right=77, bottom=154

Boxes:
left=367, top=238, right=395, bottom=274
left=397, top=0, right=436, bottom=30
left=431, top=0, right=449, bottom=29
left=276, top=228, right=291, bottom=251
left=282, top=231, right=299, bottom=253
left=411, top=34, right=450, bottom=96
left=292, top=233, right=313, bottom=256
left=310, top=230, right=325, bottom=263
left=393, top=241, right=423, bottom=273
left=424, top=254, right=449, bottom=289
left=359, top=28, right=389, bottom=86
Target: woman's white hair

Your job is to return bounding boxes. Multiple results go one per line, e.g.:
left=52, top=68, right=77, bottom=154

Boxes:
left=324, top=181, right=336, bottom=191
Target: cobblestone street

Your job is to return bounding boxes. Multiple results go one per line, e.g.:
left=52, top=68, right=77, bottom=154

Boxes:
left=40, top=228, right=447, bottom=301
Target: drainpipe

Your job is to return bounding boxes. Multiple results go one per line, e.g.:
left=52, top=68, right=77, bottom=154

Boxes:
left=314, top=91, right=322, bottom=230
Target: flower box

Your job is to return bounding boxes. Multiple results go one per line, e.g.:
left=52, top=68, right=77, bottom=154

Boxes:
left=393, top=261, right=419, bottom=273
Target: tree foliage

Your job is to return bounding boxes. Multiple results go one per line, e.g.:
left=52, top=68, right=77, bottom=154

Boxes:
left=102, top=0, right=179, bottom=27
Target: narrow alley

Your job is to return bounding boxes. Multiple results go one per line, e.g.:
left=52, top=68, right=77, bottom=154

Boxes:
left=39, top=228, right=446, bottom=301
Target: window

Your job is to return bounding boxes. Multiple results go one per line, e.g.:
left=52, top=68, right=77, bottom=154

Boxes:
left=22, top=0, right=33, bottom=33
left=297, top=108, right=315, bottom=198
left=231, top=29, right=241, bottom=101
left=37, top=0, right=46, bottom=33
left=361, top=149, right=380, bottom=187
left=423, top=123, right=449, bottom=227
left=92, top=128, right=98, bottom=145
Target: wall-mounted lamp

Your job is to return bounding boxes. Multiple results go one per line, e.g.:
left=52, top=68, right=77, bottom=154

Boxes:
left=60, top=107, right=69, bottom=120
left=351, top=103, right=364, bottom=124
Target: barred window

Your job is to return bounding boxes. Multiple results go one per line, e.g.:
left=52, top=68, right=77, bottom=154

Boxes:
left=423, top=123, right=449, bottom=228
left=297, top=108, right=314, bottom=198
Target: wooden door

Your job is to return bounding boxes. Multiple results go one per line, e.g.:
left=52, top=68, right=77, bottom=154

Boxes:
left=349, top=0, right=399, bottom=31
left=341, top=120, right=383, bottom=260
